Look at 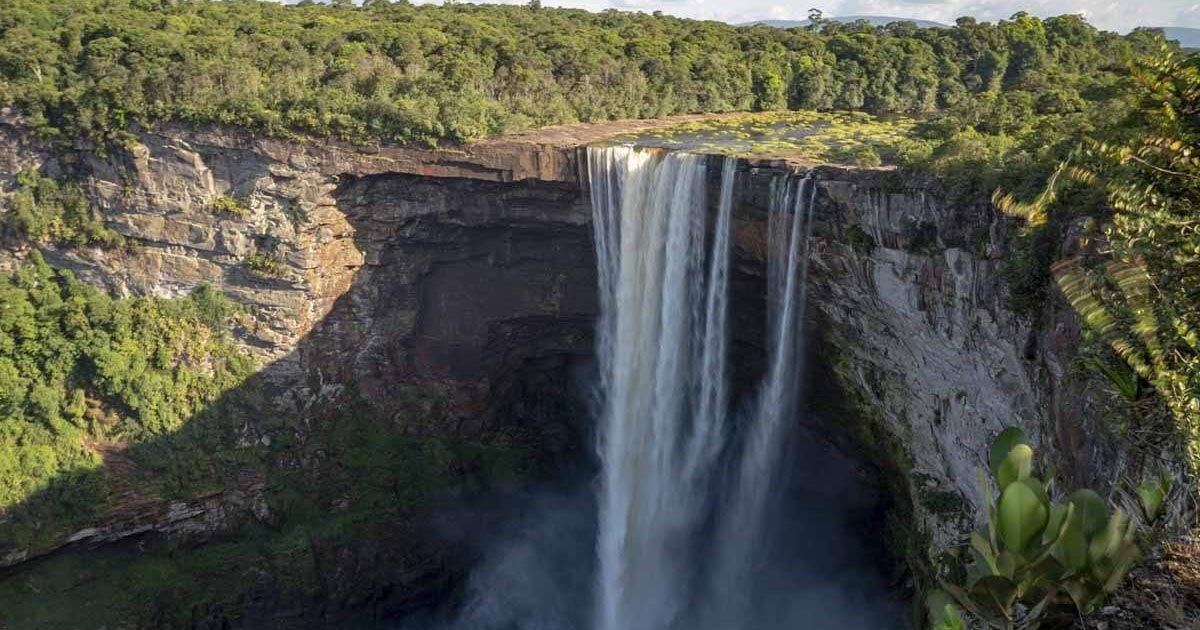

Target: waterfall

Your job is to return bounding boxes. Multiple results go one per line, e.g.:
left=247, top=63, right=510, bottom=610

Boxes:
left=589, top=146, right=712, bottom=630
left=587, top=146, right=818, bottom=630
left=707, top=174, right=818, bottom=625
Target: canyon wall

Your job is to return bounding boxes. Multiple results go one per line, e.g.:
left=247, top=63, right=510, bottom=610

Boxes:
left=0, top=116, right=1115, bottom=597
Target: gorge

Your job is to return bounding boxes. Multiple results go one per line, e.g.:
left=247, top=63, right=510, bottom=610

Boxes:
left=0, top=115, right=1148, bottom=628
left=3, top=4, right=1199, bottom=627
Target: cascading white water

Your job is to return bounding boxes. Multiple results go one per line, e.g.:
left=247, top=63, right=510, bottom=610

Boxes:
left=707, top=174, right=818, bottom=625
left=588, top=146, right=817, bottom=630
left=589, top=146, right=712, bottom=630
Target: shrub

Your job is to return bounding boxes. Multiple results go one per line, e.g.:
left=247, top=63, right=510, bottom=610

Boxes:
left=846, top=224, right=876, bottom=254
left=851, top=145, right=882, bottom=167
left=2, top=171, right=124, bottom=248
left=209, top=196, right=251, bottom=218
left=245, top=249, right=284, bottom=278
left=0, top=254, right=252, bottom=516
left=938, top=428, right=1140, bottom=630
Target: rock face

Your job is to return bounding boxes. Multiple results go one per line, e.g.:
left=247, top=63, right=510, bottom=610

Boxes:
left=780, top=169, right=1107, bottom=548
left=704, top=163, right=1111, bottom=551
left=0, top=118, right=1117, bottom=600
left=304, top=172, right=596, bottom=435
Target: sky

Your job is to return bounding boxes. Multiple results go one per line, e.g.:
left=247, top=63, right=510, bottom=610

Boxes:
left=387, top=0, right=1200, bottom=32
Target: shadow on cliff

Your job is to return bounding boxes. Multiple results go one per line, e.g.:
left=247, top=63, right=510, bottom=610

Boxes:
left=389, top=205, right=913, bottom=630
left=390, top=316, right=912, bottom=630
left=0, top=332, right=595, bottom=630
left=0, top=165, right=913, bottom=630
left=0, top=172, right=604, bottom=630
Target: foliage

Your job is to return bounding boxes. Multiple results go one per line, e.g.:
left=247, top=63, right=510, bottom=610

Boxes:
left=0, top=1, right=1170, bottom=148
left=997, top=49, right=1200, bottom=473
left=931, top=604, right=966, bottom=630
left=0, top=254, right=253, bottom=521
left=846, top=224, right=876, bottom=254
left=1136, top=475, right=1171, bottom=523
left=941, top=428, right=1140, bottom=630
left=606, top=110, right=914, bottom=163
left=0, top=170, right=123, bottom=248
left=848, top=144, right=882, bottom=167
left=0, top=404, right=538, bottom=630
left=999, top=219, right=1060, bottom=317
left=270, top=403, right=539, bottom=521
left=245, top=248, right=284, bottom=278
left=1081, top=356, right=1142, bottom=404
left=208, top=196, right=250, bottom=218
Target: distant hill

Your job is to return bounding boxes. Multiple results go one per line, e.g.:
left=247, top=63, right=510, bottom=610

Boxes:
left=746, top=16, right=949, bottom=29
left=1158, top=26, right=1200, bottom=49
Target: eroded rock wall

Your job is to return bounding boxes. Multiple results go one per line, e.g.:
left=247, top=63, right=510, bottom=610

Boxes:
left=0, top=119, right=1113, bottom=584
left=0, top=120, right=602, bottom=570
left=805, top=172, right=1108, bottom=550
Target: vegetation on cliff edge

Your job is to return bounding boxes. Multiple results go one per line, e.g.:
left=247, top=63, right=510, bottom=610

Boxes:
left=997, top=49, right=1200, bottom=486
left=0, top=253, right=253, bottom=546
left=0, top=170, right=124, bottom=248
left=0, top=2, right=1180, bottom=316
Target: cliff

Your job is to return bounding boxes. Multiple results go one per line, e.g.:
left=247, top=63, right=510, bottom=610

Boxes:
left=0, top=115, right=1132, bottom=625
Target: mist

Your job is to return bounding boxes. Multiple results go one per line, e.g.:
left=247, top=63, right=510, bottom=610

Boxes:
left=389, top=414, right=906, bottom=630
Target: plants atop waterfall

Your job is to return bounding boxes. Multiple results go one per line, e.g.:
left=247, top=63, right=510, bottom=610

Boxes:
left=602, top=110, right=913, bottom=164
left=938, top=428, right=1140, bottom=630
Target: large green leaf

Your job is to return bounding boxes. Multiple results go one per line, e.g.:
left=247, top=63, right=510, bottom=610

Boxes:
left=1054, top=508, right=1089, bottom=571
left=1067, top=489, right=1108, bottom=537
left=998, top=479, right=1049, bottom=554
left=989, top=427, right=1030, bottom=478
left=1042, top=503, right=1072, bottom=546
left=1089, top=508, right=1130, bottom=566
left=971, top=531, right=998, bottom=574
left=1099, top=540, right=1141, bottom=594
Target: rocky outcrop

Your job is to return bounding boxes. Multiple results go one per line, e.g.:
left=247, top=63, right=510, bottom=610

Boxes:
left=795, top=170, right=1107, bottom=549
left=0, top=114, right=704, bottom=365
left=687, top=163, right=1115, bottom=552
left=0, top=117, right=611, bottom=574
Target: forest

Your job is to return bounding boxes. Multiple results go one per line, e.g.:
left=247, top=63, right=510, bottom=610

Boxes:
left=0, top=0, right=1173, bottom=146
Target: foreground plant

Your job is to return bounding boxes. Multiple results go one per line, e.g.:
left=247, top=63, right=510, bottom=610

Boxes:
left=940, top=428, right=1140, bottom=630
left=930, top=603, right=966, bottom=630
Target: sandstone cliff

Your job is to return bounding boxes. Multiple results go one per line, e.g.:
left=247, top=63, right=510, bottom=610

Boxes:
left=0, top=115, right=1130, bottom=623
